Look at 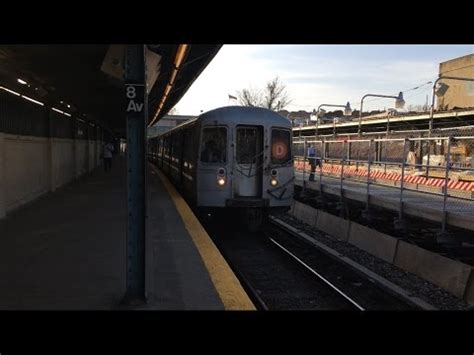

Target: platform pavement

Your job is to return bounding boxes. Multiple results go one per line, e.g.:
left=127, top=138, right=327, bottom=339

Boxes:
left=0, top=156, right=254, bottom=310
left=295, top=171, right=474, bottom=232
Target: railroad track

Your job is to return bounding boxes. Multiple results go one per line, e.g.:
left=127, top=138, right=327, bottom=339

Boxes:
left=268, top=236, right=364, bottom=310
left=200, top=213, right=413, bottom=310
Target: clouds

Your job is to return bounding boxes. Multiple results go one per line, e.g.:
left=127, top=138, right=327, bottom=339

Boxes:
left=174, top=45, right=473, bottom=115
left=173, top=45, right=276, bottom=114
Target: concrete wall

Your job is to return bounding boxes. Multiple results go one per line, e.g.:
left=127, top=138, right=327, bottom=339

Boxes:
left=96, top=141, right=101, bottom=168
left=89, top=140, right=96, bottom=171
left=3, top=135, right=49, bottom=212
left=438, top=54, right=474, bottom=110
left=464, top=272, right=474, bottom=305
left=348, top=223, right=398, bottom=264
left=76, top=141, right=88, bottom=177
left=317, top=210, right=351, bottom=242
left=289, top=200, right=474, bottom=304
left=51, top=139, right=75, bottom=190
left=0, top=134, right=102, bottom=217
left=394, top=240, right=472, bottom=298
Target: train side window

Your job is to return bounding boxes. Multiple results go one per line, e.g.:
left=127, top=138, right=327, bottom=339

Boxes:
left=173, top=130, right=183, bottom=163
left=201, top=127, right=227, bottom=164
left=183, top=126, right=194, bottom=165
left=164, top=136, right=170, bottom=158
left=183, top=128, right=189, bottom=162
left=271, top=129, right=291, bottom=164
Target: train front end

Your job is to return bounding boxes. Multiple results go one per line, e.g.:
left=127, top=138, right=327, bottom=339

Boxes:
left=196, top=107, right=294, bottom=231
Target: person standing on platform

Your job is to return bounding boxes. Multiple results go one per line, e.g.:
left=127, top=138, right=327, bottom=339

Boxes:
left=103, top=141, right=114, bottom=172
left=308, top=144, right=316, bottom=181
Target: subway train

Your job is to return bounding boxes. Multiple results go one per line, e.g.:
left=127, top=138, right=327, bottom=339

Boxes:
left=148, top=106, right=294, bottom=230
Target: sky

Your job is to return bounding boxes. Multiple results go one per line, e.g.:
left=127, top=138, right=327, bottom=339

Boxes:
left=174, top=45, right=474, bottom=115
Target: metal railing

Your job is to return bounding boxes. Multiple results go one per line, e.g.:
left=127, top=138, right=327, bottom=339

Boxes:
left=293, top=134, right=474, bottom=234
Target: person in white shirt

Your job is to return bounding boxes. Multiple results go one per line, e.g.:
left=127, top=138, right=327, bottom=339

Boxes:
left=103, top=141, right=115, bottom=172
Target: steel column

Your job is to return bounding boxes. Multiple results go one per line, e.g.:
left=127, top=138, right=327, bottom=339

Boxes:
left=398, top=139, right=408, bottom=221
left=441, top=136, right=452, bottom=234
left=365, top=139, right=373, bottom=212
left=123, top=44, right=147, bottom=304
left=302, top=137, right=307, bottom=193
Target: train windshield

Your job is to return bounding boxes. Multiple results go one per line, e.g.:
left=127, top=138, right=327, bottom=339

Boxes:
left=271, top=129, right=291, bottom=164
left=236, top=127, right=259, bottom=164
left=200, top=127, right=227, bottom=164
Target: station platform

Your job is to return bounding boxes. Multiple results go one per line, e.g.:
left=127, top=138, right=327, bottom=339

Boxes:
left=0, top=156, right=254, bottom=310
left=295, top=172, right=474, bottom=232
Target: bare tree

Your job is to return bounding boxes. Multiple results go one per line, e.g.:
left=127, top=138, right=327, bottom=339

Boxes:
left=237, top=87, right=262, bottom=107
left=237, top=76, right=291, bottom=111
left=263, top=77, right=291, bottom=111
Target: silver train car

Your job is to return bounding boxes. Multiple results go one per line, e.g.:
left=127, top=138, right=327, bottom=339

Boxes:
left=148, top=106, right=294, bottom=230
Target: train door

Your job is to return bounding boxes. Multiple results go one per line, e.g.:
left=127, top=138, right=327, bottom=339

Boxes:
left=234, top=125, right=263, bottom=197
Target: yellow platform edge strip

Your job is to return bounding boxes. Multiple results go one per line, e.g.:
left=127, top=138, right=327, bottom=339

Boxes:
left=153, top=166, right=256, bottom=311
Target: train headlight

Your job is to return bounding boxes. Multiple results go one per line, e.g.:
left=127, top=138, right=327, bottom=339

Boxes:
left=271, top=169, right=278, bottom=177
left=217, top=167, right=226, bottom=186
left=270, top=178, right=278, bottom=186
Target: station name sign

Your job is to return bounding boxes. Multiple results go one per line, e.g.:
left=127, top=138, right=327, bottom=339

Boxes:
left=126, top=84, right=145, bottom=114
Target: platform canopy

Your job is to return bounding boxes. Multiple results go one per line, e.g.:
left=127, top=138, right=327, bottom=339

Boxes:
left=0, top=44, right=221, bottom=137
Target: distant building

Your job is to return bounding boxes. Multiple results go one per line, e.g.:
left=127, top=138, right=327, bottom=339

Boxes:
left=278, top=110, right=309, bottom=126
left=278, top=109, right=355, bottom=126
left=361, top=108, right=408, bottom=120
left=147, top=114, right=195, bottom=138
left=437, top=54, right=474, bottom=110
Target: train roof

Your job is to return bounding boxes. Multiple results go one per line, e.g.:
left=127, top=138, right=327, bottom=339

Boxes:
left=200, top=106, right=291, bottom=126
left=154, top=106, right=292, bottom=139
